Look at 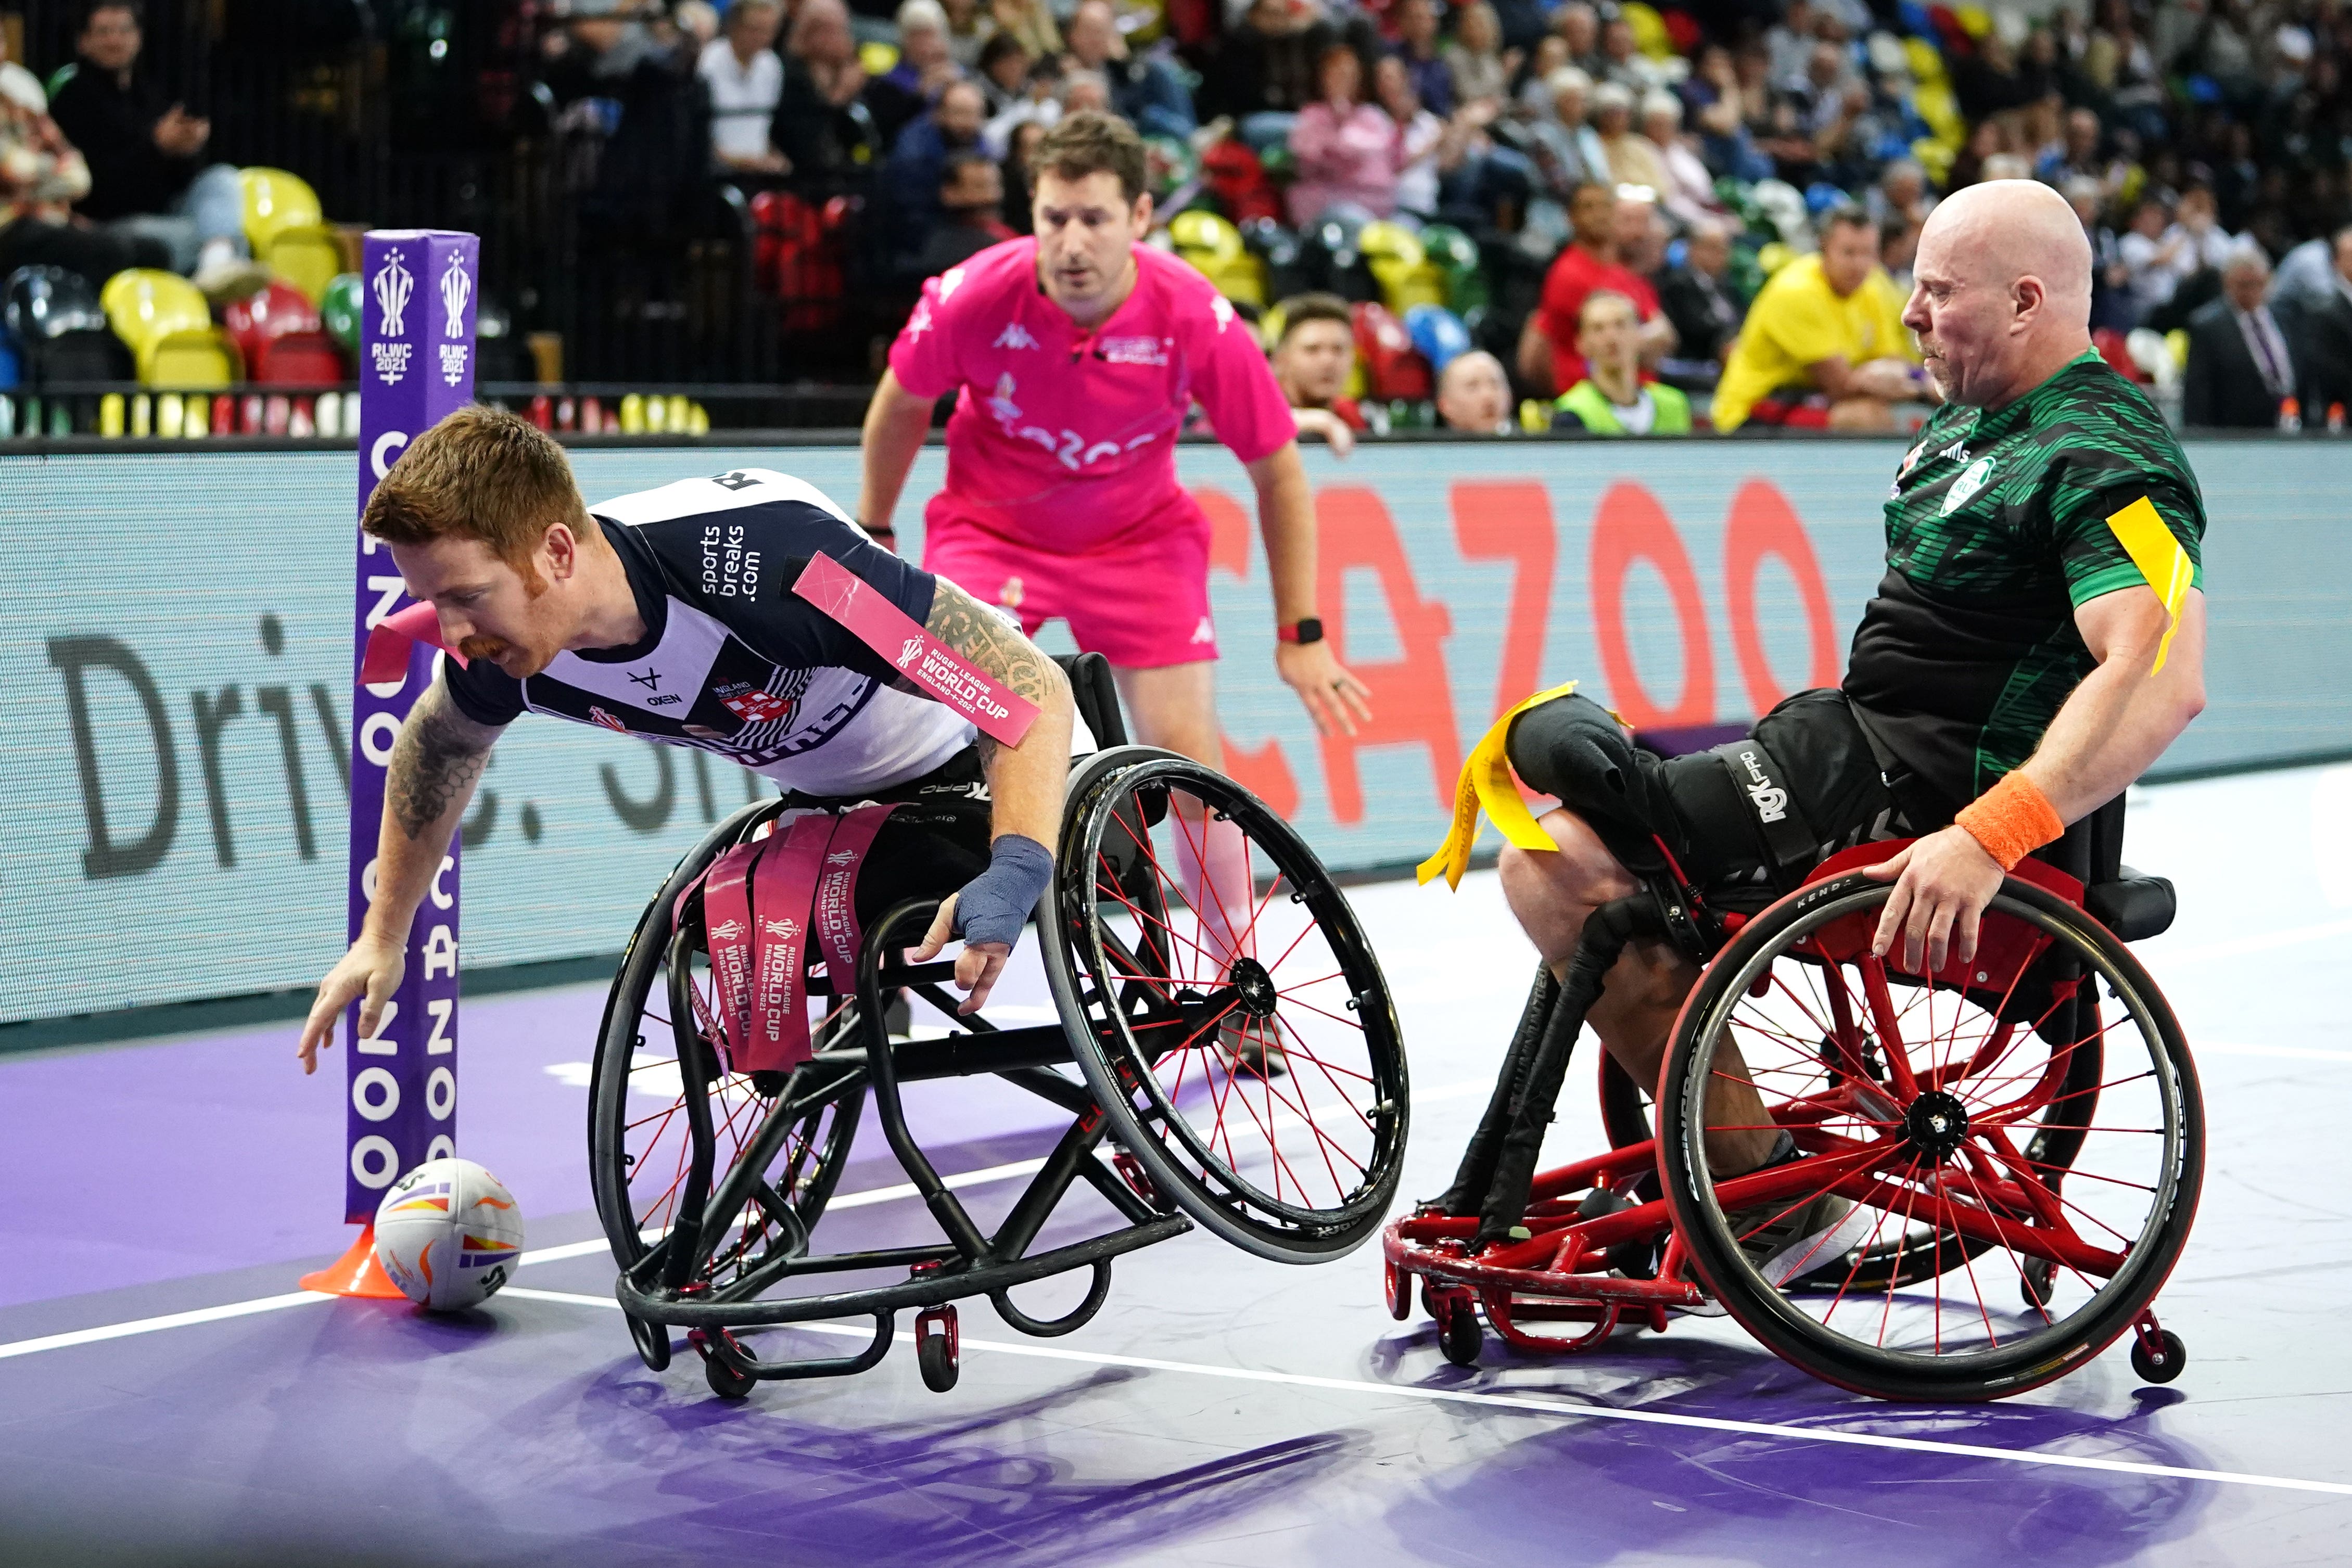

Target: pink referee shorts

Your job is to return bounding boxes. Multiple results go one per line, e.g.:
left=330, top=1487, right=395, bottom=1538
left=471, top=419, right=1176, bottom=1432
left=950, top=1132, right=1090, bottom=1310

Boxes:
left=922, top=513, right=1219, bottom=670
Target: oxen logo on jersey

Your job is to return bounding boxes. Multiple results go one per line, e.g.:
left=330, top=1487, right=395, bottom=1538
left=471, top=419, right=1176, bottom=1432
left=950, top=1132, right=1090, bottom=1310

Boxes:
left=589, top=705, right=628, bottom=732
left=1100, top=335, right=1170, bottom=366
left=994, top=322, right=1038, bottom=350
left=628, top=668, right=661, bottom=690
left=1941, top=455, right=1995, bottom=515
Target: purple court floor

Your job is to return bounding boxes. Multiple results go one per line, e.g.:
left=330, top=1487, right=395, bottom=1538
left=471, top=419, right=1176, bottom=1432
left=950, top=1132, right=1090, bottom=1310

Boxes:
left=4, top=764, right=2351, bottom=1566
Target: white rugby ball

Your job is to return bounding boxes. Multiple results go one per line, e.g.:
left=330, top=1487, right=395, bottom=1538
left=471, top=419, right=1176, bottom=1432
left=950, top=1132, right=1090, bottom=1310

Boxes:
left=372, top=1157, right=526, bottom=1311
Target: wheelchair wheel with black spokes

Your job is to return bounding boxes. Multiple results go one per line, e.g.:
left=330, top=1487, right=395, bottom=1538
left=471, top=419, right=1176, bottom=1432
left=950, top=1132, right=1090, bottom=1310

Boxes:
left=1042, top=754, right=1409, bottom=1263
left=589, top=808, right=864, bottom=1322
left=1656, top=868, right=2202, bottom=1401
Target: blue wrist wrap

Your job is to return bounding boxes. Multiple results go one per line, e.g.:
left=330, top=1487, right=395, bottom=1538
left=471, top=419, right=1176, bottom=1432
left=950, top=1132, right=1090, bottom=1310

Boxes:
left=952, top=834, right=1053, bottom=950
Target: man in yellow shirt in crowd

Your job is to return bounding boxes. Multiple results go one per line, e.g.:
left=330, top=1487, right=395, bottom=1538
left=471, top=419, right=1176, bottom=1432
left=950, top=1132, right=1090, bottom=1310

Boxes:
left=1711, top=206, right=1929, bottom=432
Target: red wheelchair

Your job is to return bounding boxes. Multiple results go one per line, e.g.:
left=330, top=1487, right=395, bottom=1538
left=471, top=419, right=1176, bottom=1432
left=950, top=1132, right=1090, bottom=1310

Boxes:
left=1385, top=802, right=2203, bottom=1403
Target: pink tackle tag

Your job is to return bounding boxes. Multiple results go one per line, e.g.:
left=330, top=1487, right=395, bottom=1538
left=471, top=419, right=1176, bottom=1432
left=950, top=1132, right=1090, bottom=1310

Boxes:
left=792, top=552, right=1039, bottom=746
left=360, top=600, right=467, bottom=685
left=813, top=804, right=897, bottom=997
left=740, top=813, right=834, bottom=1074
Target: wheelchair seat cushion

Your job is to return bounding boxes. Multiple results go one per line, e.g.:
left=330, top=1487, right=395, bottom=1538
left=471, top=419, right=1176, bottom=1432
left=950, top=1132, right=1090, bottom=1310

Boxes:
left=2085, top=867, right=2176, bottom=942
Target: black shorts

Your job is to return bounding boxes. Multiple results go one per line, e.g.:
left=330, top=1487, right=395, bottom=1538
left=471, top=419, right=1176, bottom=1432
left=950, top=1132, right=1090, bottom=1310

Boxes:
left=780, top=747, right=996, bottom=927
left=1507, top=688, right=1923, bottom=909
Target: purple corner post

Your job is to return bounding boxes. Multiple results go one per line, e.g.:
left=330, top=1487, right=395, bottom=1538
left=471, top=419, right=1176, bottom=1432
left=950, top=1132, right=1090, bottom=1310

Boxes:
left=344, top=230, right=479, bottom=1222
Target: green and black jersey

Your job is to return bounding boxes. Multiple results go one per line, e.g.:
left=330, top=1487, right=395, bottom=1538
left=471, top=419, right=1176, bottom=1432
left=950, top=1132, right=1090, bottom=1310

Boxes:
left=1842, top=351, right=2205, bottom=817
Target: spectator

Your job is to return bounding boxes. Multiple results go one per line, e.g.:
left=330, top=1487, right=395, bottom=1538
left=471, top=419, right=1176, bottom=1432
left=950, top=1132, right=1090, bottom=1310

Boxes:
left=1555, top=2, right=1602, bottom=77
left=986, top=0, right=1060, bottom=61
left=1639, top=92, right=1722, bottom=225
left=982, top=55, right=1064, bottom=155
left=1286, top=42, right=1404, bottom=225
left=2117, top=194, right=2193, bottom=323
left=1525, top=67, right=1607, bottom=197
left=1522, top=180, right=1668, bottom=394
left=973, top=31, right=1033, bottom=116
left=1374, top=55, right=1448, bottom=223
left=46, top=0, right=266, bottom=300
left=673, top=1, right=720, bottom=50
left=1515, top=35, right=1573, bottom=117
left=1435, top=348, right=1515, bottom=431
left=2183, top=243, right=2298, bottom=427
left=882, top=1, right=964, bottom=104
left=0, top=52, right=168, bottom=286
left=1210, top=0, right=1337, bottom=141
left=2294, top=226, right=2352, bottom=415
left=1595, top=14, right=1668, bottom=94
left=1866, top=157, right=1935, bottom=231
left=1553, top=289, right=1695, bottom=433
left=1445, top=3, right=1512, bottom=111
left=883, top=78, right=988, bottom=276
left=914, top=149, right=1016, bottom=274
left=940, top=0, right=990, bottom=69
left=776, top=0, right=887, bottom=180
left=1764, top=0, right=1817, bottom=93
left=1064, top=0, right=1196, bottom=141
left=2065, top=174, right=2135, bottom=333
left=1656, top=215, right=1744, bottom=367
left=1614, top=186, right=1668, bottom=281
left=2037, top=105, right=2107, bottom=189
left=1270, top=291, right=1365, bottom=452
left=1392, top=0, right=1455, bottom=118
left=1000, top=118, right=1045, bottom=232
left=1591, top=82, right=1666, bottom=196
left=542, top=1, right=715, bottom=243
left=1710, top=205, right=1922, bottom=432
left=698, top=0, right=787, bottom=173
left=1880, top=213, right=1919, bottom=290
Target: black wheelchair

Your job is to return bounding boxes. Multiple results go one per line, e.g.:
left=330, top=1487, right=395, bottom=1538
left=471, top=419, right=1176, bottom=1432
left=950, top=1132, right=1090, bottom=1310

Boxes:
left=587, top=655, right=1409, bottom=1398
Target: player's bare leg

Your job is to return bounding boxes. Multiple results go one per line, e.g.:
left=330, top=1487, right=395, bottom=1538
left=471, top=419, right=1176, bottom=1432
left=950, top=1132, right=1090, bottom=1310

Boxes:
left=1113, top=659, right=1270, bottom=1066
left=1498, top=808, right=1777, bottom=1174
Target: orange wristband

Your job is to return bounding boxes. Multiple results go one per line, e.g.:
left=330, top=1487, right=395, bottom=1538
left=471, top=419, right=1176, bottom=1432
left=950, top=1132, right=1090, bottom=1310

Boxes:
left=1954, top=771, right=2065, bottom=871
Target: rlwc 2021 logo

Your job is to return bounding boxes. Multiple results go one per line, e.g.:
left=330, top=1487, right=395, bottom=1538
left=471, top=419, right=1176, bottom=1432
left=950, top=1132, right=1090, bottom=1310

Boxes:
left=370, top=249, right=415, bottom=384
left=897, top=636, right=924, bottom=669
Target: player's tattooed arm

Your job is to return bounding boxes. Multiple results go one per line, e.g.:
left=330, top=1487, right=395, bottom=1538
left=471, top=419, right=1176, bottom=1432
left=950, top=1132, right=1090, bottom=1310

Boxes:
left=387, top=678, right=504, bottom=842
left=921, top=577, right=1062, bottom=745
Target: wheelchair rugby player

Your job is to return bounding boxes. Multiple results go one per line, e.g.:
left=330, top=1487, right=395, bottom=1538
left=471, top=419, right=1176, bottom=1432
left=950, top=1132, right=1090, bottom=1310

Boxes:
left=1406, top=180, right=2210, bottom=1399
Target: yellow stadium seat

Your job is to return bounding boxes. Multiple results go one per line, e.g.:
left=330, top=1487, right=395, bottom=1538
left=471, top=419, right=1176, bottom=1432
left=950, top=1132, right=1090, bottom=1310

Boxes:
left=1197, top=252, right=1268, bottom=308
left=1955, top=5, right=1991, bottom=39
left=143, top=329, right=240, bottom=390
left=1903, top=37, right=1946, bottom=84
left=239, top=168, right=323, bottom=253
left=101, top=269, right=210, bottom=355
left=1361, top=221, right=1446, bottom=314
left=859, top=41, right=898, bottom=75
left=1911, top=137, right=1956, bottom=184
left=1169, top=209, right=1244, bottom=260
left=264, top=230, right=343, bottom=305
left=1912, top=81, right=1964, bottom=143
left=1621, top=2, right=1672, bottom=59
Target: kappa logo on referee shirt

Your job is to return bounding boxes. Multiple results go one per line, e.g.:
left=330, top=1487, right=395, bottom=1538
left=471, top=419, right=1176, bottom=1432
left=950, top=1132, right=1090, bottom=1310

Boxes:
left=993, top=322, right=1038, bottom=350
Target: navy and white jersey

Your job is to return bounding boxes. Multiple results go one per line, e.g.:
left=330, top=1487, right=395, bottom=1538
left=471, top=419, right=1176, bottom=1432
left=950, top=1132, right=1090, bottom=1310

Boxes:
left=442, top=468, right=977, bottom=797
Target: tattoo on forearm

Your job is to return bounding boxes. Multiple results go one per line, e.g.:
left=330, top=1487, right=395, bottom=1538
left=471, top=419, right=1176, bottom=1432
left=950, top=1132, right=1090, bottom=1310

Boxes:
left=924, top=579, right=1056, bottom=708
left=388, top=689, right=495, bottom=842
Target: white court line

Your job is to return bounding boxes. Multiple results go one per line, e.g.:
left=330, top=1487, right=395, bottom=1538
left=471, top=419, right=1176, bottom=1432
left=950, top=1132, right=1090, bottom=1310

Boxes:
left=0, top=1079, right=1494, bottom=1353
left=498, top=1285, right=2352, bottom=1500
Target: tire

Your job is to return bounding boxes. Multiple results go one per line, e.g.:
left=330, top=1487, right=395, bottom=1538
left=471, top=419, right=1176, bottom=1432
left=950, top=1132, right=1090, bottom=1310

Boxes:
left=1042, top=755, right=1409, bottom=1263
left=2131, top=1328, right=2186, bottom=1384
left=589, top=804, right=864, bottom=1303
left=704, top=1347, right=755, bottom=1400
left=1657, top=870, right=2203, bottom=1403
left=1438, top=1296, right=1483, bottom=1367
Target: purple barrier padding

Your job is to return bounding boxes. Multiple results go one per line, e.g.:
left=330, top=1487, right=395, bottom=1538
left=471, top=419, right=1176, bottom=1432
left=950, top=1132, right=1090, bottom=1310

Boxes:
left=344, top=230, right=479, bottom=1221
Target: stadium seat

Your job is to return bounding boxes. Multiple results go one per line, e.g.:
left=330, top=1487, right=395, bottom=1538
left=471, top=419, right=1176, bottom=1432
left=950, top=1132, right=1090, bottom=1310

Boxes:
left=1351, top=301, right=1432, bottom=400
left=102, top=269, right=240, bottom=388
left=1201, top=142, right=1282, bottom=226
left=321, top=272, right=362, bottom=354
left=221, top=281, right=323, bottom=369
left=239, top=167, right=341, bottom=304
left=1171, top=210, right=1267, bottom=308
left=1301, top=216, right=1376, bottom=303
left=1417, top=224, right=1487, bottom=315
left=1403, top=304, right=1472, bottom=375
left=1361, top=221, right=1446, bottom=315
left=251, top=330, right=345, bottom=386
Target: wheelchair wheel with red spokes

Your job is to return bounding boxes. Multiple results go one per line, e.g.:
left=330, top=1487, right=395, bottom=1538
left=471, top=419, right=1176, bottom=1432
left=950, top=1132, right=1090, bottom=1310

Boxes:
left=1043, top=754, right=1409, bottom=1263
left=1657, top=868, right=2202, bottom=1401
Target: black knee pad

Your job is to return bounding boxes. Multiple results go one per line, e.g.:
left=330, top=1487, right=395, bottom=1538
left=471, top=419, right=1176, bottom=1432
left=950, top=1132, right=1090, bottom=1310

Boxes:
left=1504, top=693, right=1684, bottom=876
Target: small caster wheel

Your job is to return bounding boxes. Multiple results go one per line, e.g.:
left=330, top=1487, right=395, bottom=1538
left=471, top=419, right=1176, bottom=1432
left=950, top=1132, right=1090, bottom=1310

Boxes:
left=1436, top=1294, right=1483, bottom=1368
left=702, top=1341, right=756, bottom=1401
left=626, top=1311, right=672, bottom=1372
left=2131, top=1327, right=2186, bottom=1384
left=916, top=1305, right=960, bottom=1393
left=1383, top=1259, right=1412, bottom=1321
left=2020, top=1257, right=2056, bottom=1310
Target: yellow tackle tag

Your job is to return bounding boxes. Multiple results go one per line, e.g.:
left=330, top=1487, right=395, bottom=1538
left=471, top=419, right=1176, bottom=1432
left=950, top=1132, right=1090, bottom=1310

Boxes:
left=2103, top=494, right=2193, bottom=673
left=1416, top=680, right=1585, bottom=890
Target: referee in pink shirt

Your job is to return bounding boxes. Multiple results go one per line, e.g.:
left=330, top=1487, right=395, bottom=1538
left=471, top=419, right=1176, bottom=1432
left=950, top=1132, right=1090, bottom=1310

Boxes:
left=858, top=112, right=1372, bottom=958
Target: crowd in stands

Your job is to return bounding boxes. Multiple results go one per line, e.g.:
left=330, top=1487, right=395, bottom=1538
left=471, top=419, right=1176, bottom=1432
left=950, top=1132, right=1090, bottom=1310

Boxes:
left=14, top=0, right=2352, bottom=432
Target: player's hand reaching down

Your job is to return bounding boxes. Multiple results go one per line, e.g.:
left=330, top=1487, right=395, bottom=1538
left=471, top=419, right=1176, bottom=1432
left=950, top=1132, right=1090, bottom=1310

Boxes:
left=1863, top=825, right=2005, bottom=975
left=1277, top=640, right=1373, bottom=737
left=298, top=933, right=407, bottom=1075
left=912, top=834, right=1056, bottom=1014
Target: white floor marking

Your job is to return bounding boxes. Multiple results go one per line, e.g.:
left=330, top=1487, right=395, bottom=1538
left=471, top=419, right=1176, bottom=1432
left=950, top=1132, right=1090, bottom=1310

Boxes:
left=492, top=1285, right=2352, bottom=1500
left=0, top=1292, right=335, bottom=1361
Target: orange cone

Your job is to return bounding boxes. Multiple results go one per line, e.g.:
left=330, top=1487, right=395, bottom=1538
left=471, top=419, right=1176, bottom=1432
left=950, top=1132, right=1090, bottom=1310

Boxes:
left=298, top=1223, right=409, bottom=1298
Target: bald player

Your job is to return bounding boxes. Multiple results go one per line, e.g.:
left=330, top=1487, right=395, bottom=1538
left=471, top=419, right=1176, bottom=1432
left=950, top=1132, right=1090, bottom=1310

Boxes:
left=1485, top=180, right=2208, bottom=1274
